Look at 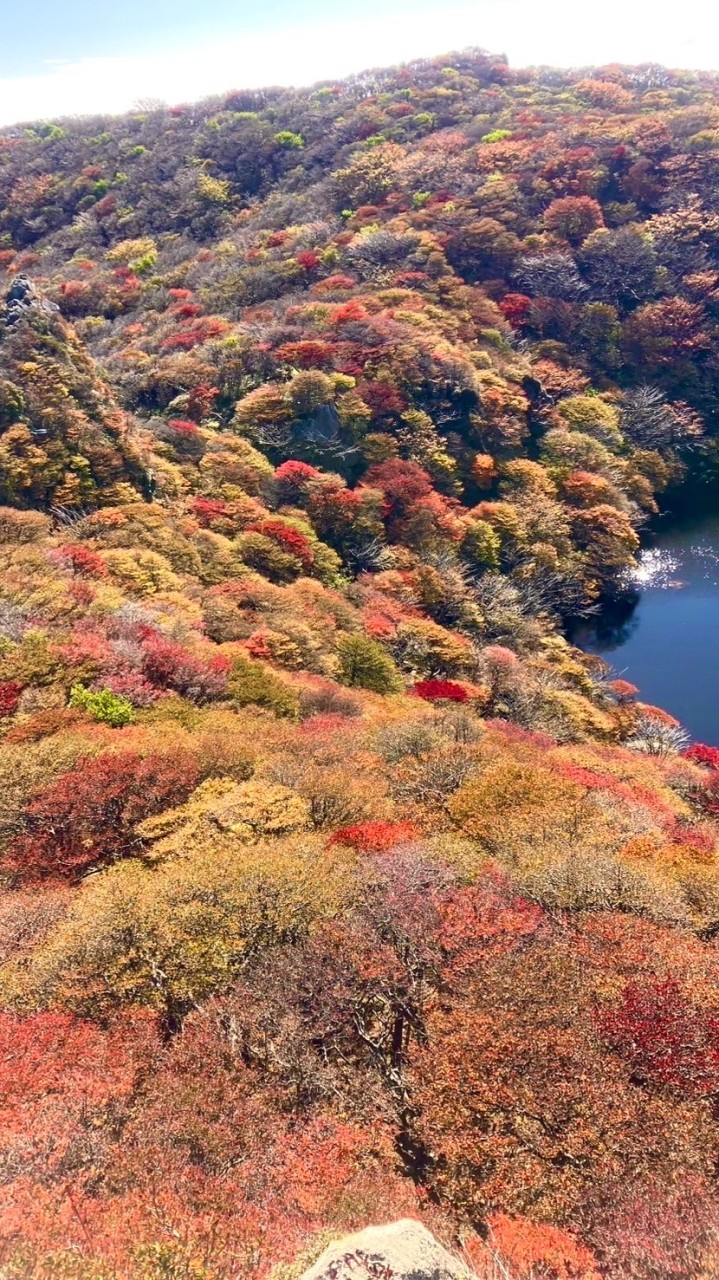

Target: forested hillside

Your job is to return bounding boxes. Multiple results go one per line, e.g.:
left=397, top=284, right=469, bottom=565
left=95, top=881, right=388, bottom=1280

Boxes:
left=3, top=47, right=719, bottom=1280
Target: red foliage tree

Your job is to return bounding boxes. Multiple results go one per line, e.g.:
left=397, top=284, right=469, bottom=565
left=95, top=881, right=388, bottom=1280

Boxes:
left=685, top=743, right=719, bottom=770
left=0, top=681, right=22, bottom=718
left=544, top=196, right=604, bottom=243
left=51, top=543, right=108, bottom=578
left=274, top=459, right=321, bottom=502
left=356, top=380, right=407, bottom=417
left=141, top=632, right=229, bottom=701
left=192, top=495, right=230, bottom=527
left=597, top=978, right=719, bottom=1098
left=0, top=1010, right=152, bottom=1126
left=481, top=1213, right=602, bottom=1280
left=328, top=821, right=419, bottom=853
left=10, top=750, right=200, bottom=880
left=247, top=519, right=315, bottom=570
left=412, top=679, right=468, bottom=703
left=498, top=292, right=532, bottom=325
left=187, top=383, right=219, bottom=420
left=364, top=459, right=434, bottom=523
left=274, top=340, right=337, bottom=368
left=295, top=249, right=321, bottom=271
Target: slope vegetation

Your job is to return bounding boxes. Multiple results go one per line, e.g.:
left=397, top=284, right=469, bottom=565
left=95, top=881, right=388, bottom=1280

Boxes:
left=1, top=49, right=719, bottom=1280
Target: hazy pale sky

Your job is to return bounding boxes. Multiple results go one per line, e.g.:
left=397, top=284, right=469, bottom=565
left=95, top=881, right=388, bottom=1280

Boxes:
left=0, top=0, right=717, bottom=126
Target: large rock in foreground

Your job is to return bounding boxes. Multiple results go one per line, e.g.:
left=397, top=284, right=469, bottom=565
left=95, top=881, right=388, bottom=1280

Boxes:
left=300, top=1220, right=474, bottom=1280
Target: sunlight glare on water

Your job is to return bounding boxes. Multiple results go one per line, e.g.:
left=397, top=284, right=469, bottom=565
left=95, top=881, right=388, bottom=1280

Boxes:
left=624, top=546, right=682, bottom=590
left=688, top=541, right=719, bottom=584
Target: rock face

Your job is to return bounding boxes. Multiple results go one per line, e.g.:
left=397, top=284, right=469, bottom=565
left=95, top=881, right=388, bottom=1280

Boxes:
left=0, top=275, right=150, bottom=508
left=300, top=1220, right=475, bottom=1280
left=3, top=274, right=59, bottom=327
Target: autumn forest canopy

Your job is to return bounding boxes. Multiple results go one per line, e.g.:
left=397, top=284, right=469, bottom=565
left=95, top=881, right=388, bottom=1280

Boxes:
left=4, top=45, right=719, bottom=1280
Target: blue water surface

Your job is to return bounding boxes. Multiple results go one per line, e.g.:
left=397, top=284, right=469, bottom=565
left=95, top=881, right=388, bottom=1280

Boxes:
left=574, top=516, right=719, bottom=745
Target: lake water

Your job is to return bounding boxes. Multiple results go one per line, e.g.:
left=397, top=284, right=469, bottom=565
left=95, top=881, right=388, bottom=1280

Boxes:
left=573, top=515, right=719, bottom=745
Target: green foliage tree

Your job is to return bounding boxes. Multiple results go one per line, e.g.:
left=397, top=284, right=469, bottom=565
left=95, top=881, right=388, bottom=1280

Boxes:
left=69, top=683, right=135, bottom=727
left=336, top=633, right=401, bottom=693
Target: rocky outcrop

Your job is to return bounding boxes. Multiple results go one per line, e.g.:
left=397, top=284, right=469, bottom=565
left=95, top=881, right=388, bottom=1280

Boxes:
left=3, top=274, right=59, bottom=328
left=299, top=1220, right=475, bottom=1280
left=0, top=276, right=150, bottom=508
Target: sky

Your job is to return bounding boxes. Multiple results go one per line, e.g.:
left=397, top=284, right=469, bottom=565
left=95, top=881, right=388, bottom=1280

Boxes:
left=1, top=0, right=719, bottom=126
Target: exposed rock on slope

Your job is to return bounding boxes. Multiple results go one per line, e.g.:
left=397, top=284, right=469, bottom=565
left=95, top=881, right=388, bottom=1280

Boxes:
left=4, top=273, right=59, bottom=327
left=0, top=276, right=150, bottom=508
left=299, top=1220, right=474, bottom=1280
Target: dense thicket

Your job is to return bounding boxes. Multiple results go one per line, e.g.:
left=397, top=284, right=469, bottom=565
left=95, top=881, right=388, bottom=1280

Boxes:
left=2, top=48, right=719, bottom=1280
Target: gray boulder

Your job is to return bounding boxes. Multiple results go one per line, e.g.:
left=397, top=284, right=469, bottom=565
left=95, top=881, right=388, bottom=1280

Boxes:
left=299, top=1219, right=475, bottom=1280
left=3, top=274, right=59, bottom=328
